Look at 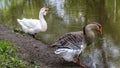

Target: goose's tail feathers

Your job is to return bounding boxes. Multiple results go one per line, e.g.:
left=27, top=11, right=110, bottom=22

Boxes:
left=17, top=19, right=22, bottom=22
left=17, top=19, right=24, bottom=26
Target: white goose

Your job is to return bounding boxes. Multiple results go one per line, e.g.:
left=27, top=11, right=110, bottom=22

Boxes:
left=17, top=7, right=49, bottom=38
left=52, top=23, right=103, bottom=68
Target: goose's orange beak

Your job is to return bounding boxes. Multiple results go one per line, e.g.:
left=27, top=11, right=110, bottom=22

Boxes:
left=45, top=8, right=49, bottom=11
left=99, top=27, right=102, bottom=36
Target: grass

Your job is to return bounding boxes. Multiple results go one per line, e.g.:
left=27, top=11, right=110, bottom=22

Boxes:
left=0, top=40, right=39, bottom=68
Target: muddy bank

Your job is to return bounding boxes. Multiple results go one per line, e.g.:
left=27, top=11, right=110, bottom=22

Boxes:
left=0, top=25, right=83, bottom=68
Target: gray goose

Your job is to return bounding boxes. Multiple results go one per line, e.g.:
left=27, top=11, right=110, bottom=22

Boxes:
left=52, top=23, right=102, bottom=68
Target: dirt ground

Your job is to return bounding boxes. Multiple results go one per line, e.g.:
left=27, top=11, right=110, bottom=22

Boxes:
left=0, top=25, right=86, bottom=68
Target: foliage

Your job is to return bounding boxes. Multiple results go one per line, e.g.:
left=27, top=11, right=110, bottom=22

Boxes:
left=0, top=40, right=38, bottom=68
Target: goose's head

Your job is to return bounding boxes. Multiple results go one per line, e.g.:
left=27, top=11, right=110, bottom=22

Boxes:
left=40, top=7, right=49, bottom=15
left=95, top=23, right=102, bottom=36
left=84, top=23, right=102, bottom=36
left=83, top=23, right=103, bottom=45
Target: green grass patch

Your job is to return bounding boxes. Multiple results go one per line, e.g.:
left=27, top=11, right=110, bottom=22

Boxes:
left=0, top=40, right=38, bottom=68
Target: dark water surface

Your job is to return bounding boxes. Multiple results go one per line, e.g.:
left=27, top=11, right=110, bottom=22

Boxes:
left=0, top=0, right=120, bottom=68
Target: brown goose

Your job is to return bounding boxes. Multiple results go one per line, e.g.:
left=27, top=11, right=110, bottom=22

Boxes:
left=52, top=23, right=102, bottom=68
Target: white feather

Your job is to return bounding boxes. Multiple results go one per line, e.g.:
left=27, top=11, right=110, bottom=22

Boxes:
left=55, top=48, right=82, bottom=62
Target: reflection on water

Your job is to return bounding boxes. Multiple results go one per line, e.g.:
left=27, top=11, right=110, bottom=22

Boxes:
left=103, top=37, right=120, bottom=68
left=103, top=37, right=120, bottom=58
left=47, top=0, right=65, bottom=18
left=0, top=0, right=120, bottom=68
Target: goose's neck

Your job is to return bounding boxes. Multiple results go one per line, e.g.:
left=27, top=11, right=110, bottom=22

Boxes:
left=39, top=13, right=47, bottom=32
left=83, top=27, right=95, bottom=45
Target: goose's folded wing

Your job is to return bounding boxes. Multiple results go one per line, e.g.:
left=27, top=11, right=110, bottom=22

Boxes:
left=52, top=31, right=84, bottom=49
left=17, top=19, right=40, bottom=29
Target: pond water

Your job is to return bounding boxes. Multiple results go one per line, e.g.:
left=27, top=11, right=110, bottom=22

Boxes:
left=0, top=0, right=120, bottom=68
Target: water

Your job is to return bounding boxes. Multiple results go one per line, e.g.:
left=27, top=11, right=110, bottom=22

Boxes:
left=0, top=0, right=120, bottom=68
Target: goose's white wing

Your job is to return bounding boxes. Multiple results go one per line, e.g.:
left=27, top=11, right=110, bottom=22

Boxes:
left=17, top=18, right=41, bottom=29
